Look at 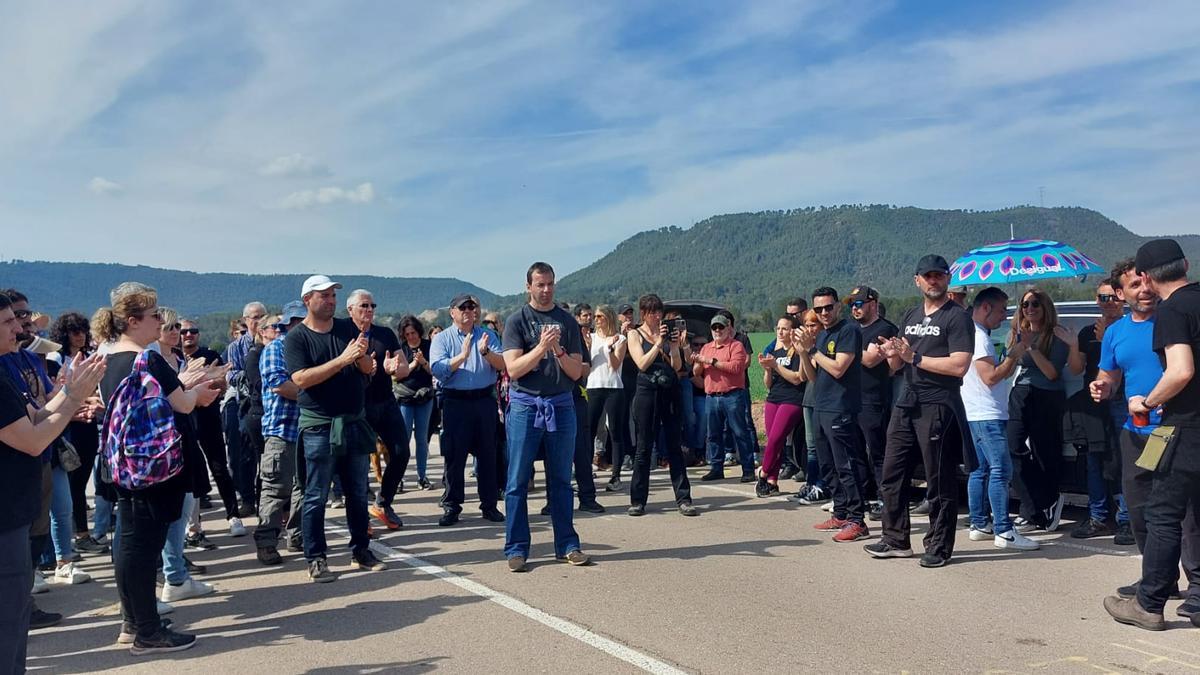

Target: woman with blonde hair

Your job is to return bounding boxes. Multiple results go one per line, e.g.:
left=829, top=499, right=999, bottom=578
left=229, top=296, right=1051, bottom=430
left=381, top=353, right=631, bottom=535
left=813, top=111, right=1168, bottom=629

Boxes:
left=1006, top=287, right=1081, bottom=534
left=586, top=305, right=629, bottom=489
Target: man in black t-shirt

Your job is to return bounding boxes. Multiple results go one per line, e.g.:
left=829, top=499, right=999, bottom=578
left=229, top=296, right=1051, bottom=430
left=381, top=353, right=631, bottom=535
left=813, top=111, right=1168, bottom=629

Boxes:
left=847, top=286, right=898, bottom=518
left=797, top=287, right=870, bottom=542
left=346, top=289, right=411, bottom=532
left=1105, top=239, right=1200, bottom=630
left=864, top=255, right=974, bottom=569
left=284, top=275, right=387, bottom=583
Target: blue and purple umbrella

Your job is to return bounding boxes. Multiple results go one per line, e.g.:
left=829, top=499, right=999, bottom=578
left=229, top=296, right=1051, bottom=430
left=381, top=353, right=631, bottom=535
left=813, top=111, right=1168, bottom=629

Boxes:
left=949, top=239, right=1106, bottom=285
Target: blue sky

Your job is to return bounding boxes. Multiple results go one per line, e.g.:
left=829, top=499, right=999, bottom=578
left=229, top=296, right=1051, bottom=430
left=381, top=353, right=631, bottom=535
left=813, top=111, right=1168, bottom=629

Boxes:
left=2, top=1, right=1198, bottom=294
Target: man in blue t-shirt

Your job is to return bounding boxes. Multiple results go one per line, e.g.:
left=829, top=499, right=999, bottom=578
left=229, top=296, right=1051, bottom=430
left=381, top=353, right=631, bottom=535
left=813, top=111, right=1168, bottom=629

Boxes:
left=1093, top=258, right=1199, bottom=619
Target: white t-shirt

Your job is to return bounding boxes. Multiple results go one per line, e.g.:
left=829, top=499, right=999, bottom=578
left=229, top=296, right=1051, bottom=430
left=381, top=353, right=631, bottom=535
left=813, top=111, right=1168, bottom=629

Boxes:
left=961, top=322, right=1009, bottom=422
left=586, top=333, right=625, bottom=389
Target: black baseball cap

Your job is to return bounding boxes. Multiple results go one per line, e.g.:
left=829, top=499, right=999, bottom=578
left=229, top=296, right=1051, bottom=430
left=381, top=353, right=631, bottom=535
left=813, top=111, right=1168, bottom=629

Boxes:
left=449, top=293, right=479, bottom=309
left=915, top=254, right=951, bottom=276
left=845, top=286, right=879, bottom=304
left=617, top=303, right=634, bottom=315
left=1135, top=239, right=1185, bottom=273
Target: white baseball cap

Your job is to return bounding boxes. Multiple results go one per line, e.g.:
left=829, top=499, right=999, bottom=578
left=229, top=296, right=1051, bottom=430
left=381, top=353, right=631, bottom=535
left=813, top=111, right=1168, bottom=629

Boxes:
left=301, top=274, right=342, bottom=297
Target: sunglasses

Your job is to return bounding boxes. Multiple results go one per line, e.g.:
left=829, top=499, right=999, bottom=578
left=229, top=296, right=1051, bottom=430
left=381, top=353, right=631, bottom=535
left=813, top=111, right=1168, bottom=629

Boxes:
left=1097, top=294, right=1118, bottom=303
left=850, top=301, right=867, bottom=309
left=1021, top=300, right=1042, bottom=309
left=458, top=303, right=478, bottom=310
left=163, top=323, right=181, bottom=331
left=358, top=303, right=377, bottom=310
left=180, top=328, right=200, bottom=335
left=813, top=304, right=836, bottom=314
left=12, top=309, right=32, bottom=319
left=710, top=324, right=726, bottom=331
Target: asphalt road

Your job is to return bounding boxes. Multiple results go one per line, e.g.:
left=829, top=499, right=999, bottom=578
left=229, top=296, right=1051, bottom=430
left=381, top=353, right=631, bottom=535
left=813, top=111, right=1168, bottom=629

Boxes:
left=24, top=443, right=1200, bottom=674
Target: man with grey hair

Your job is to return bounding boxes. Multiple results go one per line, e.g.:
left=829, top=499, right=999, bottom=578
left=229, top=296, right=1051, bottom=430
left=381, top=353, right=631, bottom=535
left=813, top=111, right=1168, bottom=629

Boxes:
left=223, top=300, right=267, bottom=515
left=346, top=289, right=410, bottom=530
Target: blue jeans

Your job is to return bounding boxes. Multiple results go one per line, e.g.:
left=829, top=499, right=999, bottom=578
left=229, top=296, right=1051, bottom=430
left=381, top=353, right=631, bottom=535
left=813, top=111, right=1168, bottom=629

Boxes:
left=803, top=406, right=825, bottom=487
left=678, top=384, right=697, bottom=446
left=705, top=391, right=755, bottom=474
left=687, top=390, right=707, bottom=450
left=48, top=466, right=74, bottom=561
left=504, top=401, right=580, bottom=560
left=400, top=400, right=434, bottom=481
left=301, top=426, right=371, bottom=560
left=967, top=420, right=1013, bottom=533
left=162, top=494, right=194, bottom=585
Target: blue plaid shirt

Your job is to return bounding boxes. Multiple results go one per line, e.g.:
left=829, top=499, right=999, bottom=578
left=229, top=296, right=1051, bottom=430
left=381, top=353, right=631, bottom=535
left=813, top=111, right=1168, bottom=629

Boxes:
left=260, top=336, right=299, bottom=442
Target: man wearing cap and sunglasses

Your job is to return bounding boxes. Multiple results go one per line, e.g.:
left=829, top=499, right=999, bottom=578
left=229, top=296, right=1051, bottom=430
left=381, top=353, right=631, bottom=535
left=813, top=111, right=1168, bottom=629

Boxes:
left=865, top=254, right=975, bottom=569
left=695, top=313, right=754, bottom=482
left=847, top=286, right=898, bottom=520
left=430, top=293, right=507, bottom=527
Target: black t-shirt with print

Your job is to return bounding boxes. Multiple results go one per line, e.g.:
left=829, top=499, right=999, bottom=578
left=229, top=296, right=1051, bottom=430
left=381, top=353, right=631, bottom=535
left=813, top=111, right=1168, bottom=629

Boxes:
left=859, top=318, right=898, bottom=409
left=501, top=304, right=584, bottom=397
left=284, top=318, right=367, bottom=417
left=1152, top=282, right=1200, bottom=427
left=0, top=374, right=39, bottom=531
left=812, top=319, right=863, bottom=414
left=897, top=301, right=975, bottom=404
left=397, top=339, right=433, bottom=391
left=765, top=346, right=805, bottom=407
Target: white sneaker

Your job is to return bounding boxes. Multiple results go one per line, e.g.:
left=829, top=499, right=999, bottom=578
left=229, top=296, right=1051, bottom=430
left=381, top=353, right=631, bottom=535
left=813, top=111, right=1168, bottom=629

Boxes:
left=160, top=578, right=215, bottom=603
left=994, top=529, right=1040, bottom=551
left=228, top=517, right=247, bottom=537
left=821, top=501, right=834, bottom=513
left=53, top=562, right=91, bottom=585
left=32, top=570, right=49, bottom=594
left=968, top=524, right=994, bottom=541
left=156, top=600, right=175, bottom=615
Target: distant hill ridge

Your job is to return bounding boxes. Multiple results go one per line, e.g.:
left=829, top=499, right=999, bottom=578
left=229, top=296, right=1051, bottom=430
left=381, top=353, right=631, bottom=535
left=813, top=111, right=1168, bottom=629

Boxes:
left=553, top=205, right=1200, bottom=312
left=0, top=261, right=500, bottom=317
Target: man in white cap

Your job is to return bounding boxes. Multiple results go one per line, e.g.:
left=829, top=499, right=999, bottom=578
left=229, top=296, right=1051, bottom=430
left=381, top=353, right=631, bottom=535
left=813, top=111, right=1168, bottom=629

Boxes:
left=284, top=275, right=386, bottom=582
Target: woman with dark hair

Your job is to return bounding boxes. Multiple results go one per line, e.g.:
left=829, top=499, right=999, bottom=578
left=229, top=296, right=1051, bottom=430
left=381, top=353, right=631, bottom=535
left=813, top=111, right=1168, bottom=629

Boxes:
left=1007, top=287, right=1080, bottom=533
left=624, top=294, right=697, bottom=517
left=395, top=315, right=434, bottom=490
left=756, top=315, right=812, bottom=497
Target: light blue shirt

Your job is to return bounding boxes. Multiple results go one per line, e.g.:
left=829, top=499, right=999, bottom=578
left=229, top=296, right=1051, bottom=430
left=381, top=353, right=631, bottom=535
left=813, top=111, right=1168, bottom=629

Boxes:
left=430, top=324, right=501, bottom=390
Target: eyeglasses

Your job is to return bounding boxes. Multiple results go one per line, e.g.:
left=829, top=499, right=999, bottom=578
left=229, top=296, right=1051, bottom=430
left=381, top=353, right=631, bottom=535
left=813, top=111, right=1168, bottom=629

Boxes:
left=12, top=309, right=31, bottom=319
left=358, top=303, right=377, bottom=309
left=813, top=304, right=836, bottom=314
left=1097, top=294, right=1118, bottom=303
left=1021, top=300, right=1041, bottom=309
left=457, top=303, right=478, bottom=311
left=180, top=328, right=200, bottom=335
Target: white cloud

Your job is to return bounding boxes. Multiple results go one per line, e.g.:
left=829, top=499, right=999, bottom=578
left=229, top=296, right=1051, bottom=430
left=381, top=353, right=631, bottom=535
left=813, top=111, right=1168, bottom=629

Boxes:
left=258, top=153, right=329, bottom=178
left=86, top=176, right=123, bottom=196
left=275, top=182, right=375, bottom=210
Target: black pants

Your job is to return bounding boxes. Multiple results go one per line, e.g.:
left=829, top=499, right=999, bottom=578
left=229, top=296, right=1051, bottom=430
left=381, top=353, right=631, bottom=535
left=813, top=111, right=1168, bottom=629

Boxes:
left=857, top=406, right=890, bottom=496
left=0, top=524, right=31, bottom=675
left=241, top=410, right=264, bottom=506
left=630, top=386, right=692, bottom=507
left=197, top=410, right=240, bottom=520
left=116, top=495, right=178, bottom=638
left=67, top=421, right=99, bottom=533
left=440, top=393, right=499, bottom=514
left=1137, top=429, right=1200, bottom=613
left=879, top=402, right=962, bottom=559
left=1008, top=385, right=1065, bottom=523
left=1121, top=429, right=1200, bottom=585
left=588, top=388, right=630, bottom=477
left=783, top=420, right=805, bottom=470
left=814, top=410, right=869, bottom=523
left=367, top=400, right=411, bottom=508
left=573, top=395, right=598, bottom=503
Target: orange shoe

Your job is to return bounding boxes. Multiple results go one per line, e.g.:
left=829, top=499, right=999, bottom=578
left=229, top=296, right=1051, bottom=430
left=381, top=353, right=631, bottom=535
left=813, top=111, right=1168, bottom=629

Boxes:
left=832, top=521, right=870, bottom=542
left=369, top=504, right=403, bottom=531
left=813, top=517, right=849, bottom=531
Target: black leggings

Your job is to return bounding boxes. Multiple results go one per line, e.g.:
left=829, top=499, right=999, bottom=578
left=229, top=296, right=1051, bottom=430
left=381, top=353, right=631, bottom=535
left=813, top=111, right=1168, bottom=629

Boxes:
left=196, top=415, right=241, bottom=520
left=1008, top=385, right=1066, bottom=522
left=116, top=495, right=177, bottom=638
left=68, top=421, right=99, bottom=533
left=630, top=386, right=691, bottom=506
left=588, top=388, right=629, bottom=477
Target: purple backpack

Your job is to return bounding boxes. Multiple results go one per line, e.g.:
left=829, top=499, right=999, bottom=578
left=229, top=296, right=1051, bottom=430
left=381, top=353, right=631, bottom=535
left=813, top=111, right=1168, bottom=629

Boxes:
left=99, top=350, right=184, bottom=490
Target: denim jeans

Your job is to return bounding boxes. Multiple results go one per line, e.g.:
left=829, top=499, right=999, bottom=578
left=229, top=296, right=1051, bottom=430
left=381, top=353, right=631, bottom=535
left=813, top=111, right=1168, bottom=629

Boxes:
left=400, top=400, right=434, bottom=481
left=967, top=420, right=1013, bottom=533
left=92, top=491, right=113, bottom=541
left=687, top=390, right=707, bottom=450
left=803, top=406, right=826, bottom=488
left=301, top=426, right=371, bottom=561
left=678, top=383, right=697, bottom=446
left=162, top=494, right=194, bottom=585
left=48, top=466, right=75, bottom=561
left=504, top=401, right=580, bottom=560
left=705, top=391, right=755, bottom=474
left=1085, top=453, right=1111, bottom=523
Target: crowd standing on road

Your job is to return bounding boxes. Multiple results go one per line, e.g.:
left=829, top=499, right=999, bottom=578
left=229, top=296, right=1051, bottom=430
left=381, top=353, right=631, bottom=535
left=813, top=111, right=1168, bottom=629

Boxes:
left=2, top=244, right=1199, bottom=671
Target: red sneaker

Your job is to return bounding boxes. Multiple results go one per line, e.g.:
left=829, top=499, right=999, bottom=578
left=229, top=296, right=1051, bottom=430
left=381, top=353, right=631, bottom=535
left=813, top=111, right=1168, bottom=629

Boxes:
left=833, top=521, right=870, bottom=542
left=814, top=517, right=849, bottom=531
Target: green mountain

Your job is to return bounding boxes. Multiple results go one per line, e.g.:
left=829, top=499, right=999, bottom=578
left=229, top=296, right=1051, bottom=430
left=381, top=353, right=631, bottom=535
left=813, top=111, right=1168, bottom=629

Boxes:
left=554, top=205, right=1200, bottom=314
left=0, top=261, right=499, bottom=317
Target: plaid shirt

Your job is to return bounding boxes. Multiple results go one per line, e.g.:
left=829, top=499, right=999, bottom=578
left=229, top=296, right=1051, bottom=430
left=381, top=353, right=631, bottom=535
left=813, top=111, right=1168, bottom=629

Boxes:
left=225, top=332, right=255, bottom=391
left=260, top=336, right=299, bottom=442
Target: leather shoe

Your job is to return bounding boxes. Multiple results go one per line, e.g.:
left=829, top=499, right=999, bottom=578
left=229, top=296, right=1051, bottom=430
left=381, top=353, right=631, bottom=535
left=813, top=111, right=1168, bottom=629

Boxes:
left=480, top=508, right=505, bottom=523
left=577, top=501, right=606, bottom=514
left=438, top=510, right=460, bottom=527
left=700, top=470, right=724, bottom=482
left=1103, top=595, right=1165, bottom=631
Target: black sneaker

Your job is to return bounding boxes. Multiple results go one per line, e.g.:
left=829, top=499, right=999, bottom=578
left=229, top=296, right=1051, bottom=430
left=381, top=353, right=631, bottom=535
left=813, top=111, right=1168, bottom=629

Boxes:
left=779, top=464, right=800, bottom=481
left=754, top=477, right=770, bottom=498
left=308, top=558, right=336, bottom=583
left=184, top=556, right=206, bottom=575
left=918, top=552, right=949, bottom=568
left=117, top=618, right=173, bottom=645
left=577, top=501, right=606, bottom=514
left=199, top=495, right=213, bottom=509
left=910, top=499, right=931, bottom=516
left=762, top=482, right=780, bottom=498
left=481, top=508, right=506, bottom=522
left=29, top=608, right=62, bottom=630
left=700, top=470, right=724, bottom=482
left=1070, top=518, right=1113, bottom=539
left=605, top=477, right=622, bottom=492
left=130, top=627, right=197, bottom=655
left=1178, top=596, right=1200, bottom=618
left=868, top=501, right=883, bottom=522
left=863, top=541, right=914, bottom=559
left=237, top=502, right=256, bottom=518
left=418, top=478, right=433, bottom=490
left=1113, top=522, right=1135, bottom=546
left=185, top=532, right=217, bottom=550
left=75, top=535, right=110, bottom=555
left=352, top=550, right=387, bottom=572
left=257, top=546, right=282, bottom=566
left=739, top=472, right=755, bottom=484
left=627, top=504, right=646, bottom=517
left=439, top=510, right=461, bottom=526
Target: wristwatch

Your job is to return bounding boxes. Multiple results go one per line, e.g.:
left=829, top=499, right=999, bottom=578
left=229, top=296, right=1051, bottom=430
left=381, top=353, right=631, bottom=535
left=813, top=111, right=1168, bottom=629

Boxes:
left=911, top=352, right=923, bottom=368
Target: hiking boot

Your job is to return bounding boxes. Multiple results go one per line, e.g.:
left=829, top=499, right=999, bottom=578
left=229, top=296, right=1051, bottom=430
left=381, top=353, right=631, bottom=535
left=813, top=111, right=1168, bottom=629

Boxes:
left=481, top=507, right=506, bottom=522
left=919, top=552, right=950, bottom=568
left=29, top=608, right=62, bottom=630
left=678, top=501, right=699, bottom=517
left=309, top=558, right=337, bottom=583
left=369, top=504, right=404, bottom=530
left=864, top=541, right=913, bottom=559
left=833, top=521, right=870, bottom=543
left=627, top=504, right=646, bottom=517
left=1114, top=522, right=1135, bottom=546
left=257, top=546, right=282, bottom=566
left=130, top=627, right=197, bottom=655
left=1070, top=518, right=1112, bottom=539
left=557, top=550, right=591, bottom=566
left=74, top=535, right=110, bottom=555
left=352, top=550, right=387, bottom=572
left=814, top=517, right=849, bottom=531
left=507, top=556, right=527, bottom=573
left=1103, top=596, right=1165, bottom=631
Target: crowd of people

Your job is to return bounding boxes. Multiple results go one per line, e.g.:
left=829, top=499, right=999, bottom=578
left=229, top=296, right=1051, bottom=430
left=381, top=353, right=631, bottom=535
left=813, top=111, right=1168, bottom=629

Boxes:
left=1, top=244, right=1199, bottom=670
